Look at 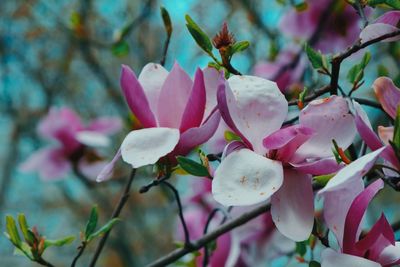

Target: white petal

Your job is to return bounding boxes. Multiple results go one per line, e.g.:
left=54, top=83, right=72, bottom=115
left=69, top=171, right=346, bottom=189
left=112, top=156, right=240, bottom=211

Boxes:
left=321, top=248, right=381, bottom=267
left=227, top=75, right=288, bottom=154
left=212, top=148, right=283, bottom=206
left=378, top=242, right=400, bottom=266
left=271, top=170, right=314, bottom=241
left=319, top=147, right=385, bottom=194
left=75, top=131, right=111, bottom=147
left=121, top=128, right=180, bottom=168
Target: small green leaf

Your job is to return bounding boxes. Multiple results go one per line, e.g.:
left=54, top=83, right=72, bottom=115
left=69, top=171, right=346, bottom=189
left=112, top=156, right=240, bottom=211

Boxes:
left=176, top=156, right=210, bottom=177
left=17, top=214, right=31, bottom=244
left=85, top=206, right=98, bottom=240
left=304, top=43, right=323, bottom=70
left=111, top=41, right=129, bottom=57
left=367, top=0, right=400, bottom=9
left=347, top=52, right=371, bottom=84
left=14, top=243, right=33, bottom=260
left=44, top=236, right=75, bottom=249
left=87, top=218, right=120, bottom=242
left=299, top=87, right=308, bottom=103
left=5, top=215, right=21, bottom=247
left=295, top=2, right=308, bottom=11
left=313, top=173, right=335, bottom=187
left=377, top=64, right=389, bottom=77
left=160, top=7, right=172, bottom=36
left=230, top=41, right=250, bottom=55
left=208, top=61, right=222, bottom=70
left=309, top=261, right=321, bottom=267
left=185, top=15, right=213, bottom=53
left=295, top=241, right=307, bottom=256
left=224, top=130, right=241, bottom=142
left=393, top=106, right=400, bottom=147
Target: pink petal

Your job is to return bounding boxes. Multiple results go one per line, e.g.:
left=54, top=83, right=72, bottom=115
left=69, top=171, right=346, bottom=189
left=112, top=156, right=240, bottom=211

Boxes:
left=321, top=248, right=381, bottom=267
left=319, top=147, right=385, bottom=194
left=378, top=126, right=394, bottom=146
left=291, top=158, right=343, bottom=176
left=295, top=96, right=356, bottom=160
left=173, top=110, right=221, bottom=156
left=87, top=117, right=122, bottom=135
left=342, top=179, right=384, bottom=255
left=263, top=125, right=314, bottom=162
left=212, top=148, right=283, bottom=206
left=121, top=127, right=180, bottom=168
left=322, top=178, right=364, bottom=249
left=138, top=63, right=169, bottom=116
left=19, top=147, right=70, bottom=181
left=179, top=68, right=206, bottom=132
left=355, top=214, right=395, bottom=257
left=375, top=11, right=400, bottom=25
left=203, top=67, right=223, bottom=119
left=378, top=242, right=400, bottom=266
left=221, top=140, right=247, bottom=159
left=96, top=149, right=121, bottom=182
left=120, top=65, right=157, bottom=127
left=373, top=77, right=400, bottom=119
left=353, top=101, right=383, bottom=151
left=157, top=62, right=193, bottom=128
left=225, top=75, right=288, bottom=154
left=271, top=169, right=314, bottom=241
left=360, top=23, right=400, bottom=43
left=78, top=159, right=109, bottom=181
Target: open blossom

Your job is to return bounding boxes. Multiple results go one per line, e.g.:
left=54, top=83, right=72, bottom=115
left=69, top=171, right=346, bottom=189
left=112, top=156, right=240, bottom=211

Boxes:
left=97, top=63, right=221, bottom=181
left=360, top=11, right=400, bottom=43
left=212, top=75, right=356, bottom=241
left=20, top=107, right=122, bottom=181
left=321, top=179, right=400, bottom=267
left=279, top=0, right=362, bottom=53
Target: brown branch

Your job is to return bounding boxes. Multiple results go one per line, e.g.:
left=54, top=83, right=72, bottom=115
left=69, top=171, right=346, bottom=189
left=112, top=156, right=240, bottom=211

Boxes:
left=288, top=85, right=331, bottom=106
left=145, top=202, right=271, bottom=267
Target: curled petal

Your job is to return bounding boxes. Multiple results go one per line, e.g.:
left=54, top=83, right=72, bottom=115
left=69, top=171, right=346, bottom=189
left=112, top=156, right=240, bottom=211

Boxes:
left=96, top=149, right=121, bottom=182
left=221, top=140, right=247, bottom=159
left=295, top=96, right=356, bottom=160
left=375, top=11, right=400, bottom=25
left=360, top=23, right=400, bottom=43
left=173, top=110, right=221, bottom=156
left=138, top=63, right=169, bottom=115
left=212, top=149, right=283, bottom=206
left=120, top=128, right=180, bottom=168
left=321, top=248, right=381, bottom=267
left=157, top=62, right=193, bottom=128
left=319, top=146, right=385, bottom=194
left=120, top=65, right=157, bottom=127
left=263, top=125, right=314, bottom=162
left=271, top=170, right=314, bottom=241
left=343, top=179, right=384, bottom=255
left=373, top=77, right=400, bottom=119
left=180, top=68, right=206, bottom=132
left=291, top=158, right=343, bottom=176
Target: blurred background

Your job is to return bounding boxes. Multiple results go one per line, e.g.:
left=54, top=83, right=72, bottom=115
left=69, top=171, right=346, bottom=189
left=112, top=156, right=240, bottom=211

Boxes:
left=1, top=0, right=400, bottom=266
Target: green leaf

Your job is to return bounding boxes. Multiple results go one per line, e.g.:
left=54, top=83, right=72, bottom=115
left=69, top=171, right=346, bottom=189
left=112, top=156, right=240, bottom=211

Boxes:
left=111, top=41, right=129, bottom=57
left=367, top=0, right=400, bottom=9
left=14, top=243, right=33, bottom=260
left=347, top=52, right=371, bottom=84
left=85, top=206, right=98, bottom=240
left=5, top=215, right=21, bottom=247
left=304, top=43, right=323, bottom=69
left=44, top=236, right=75, bottom=249
left=313, top=173, right=335, bottom=187
left=176, top=156, right=210, bottom=177
left=230, top=41, right=250, bottom=55
left=299, top=87, right=308, bottom=103
left=160, top=7, right=172, bottom=36
left=185, top=15, right=213, bottom=53
left=393, top=106, right=400, bottom=147
left=208, top=61, right=222, bottom=70
left=377, top=64, right=389, bottom=77
left=17, top=214, right=32, bottom=244
left=309, top=261, right=321, bottom=267
left=87, top=218, right=120, bottom=242
left=295, top=2, right=308, bottom=11
left=224, top=130, right=241, bottom=142
left=295, top=241, right=307, bottom=256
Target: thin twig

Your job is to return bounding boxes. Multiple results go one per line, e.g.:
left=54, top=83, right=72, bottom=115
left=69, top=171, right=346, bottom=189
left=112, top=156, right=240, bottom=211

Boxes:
left=71, top=242, right=87, bottom=267
left=89, top=169, right=137, bottom=267
left=145, top=202, right=271, bottom=267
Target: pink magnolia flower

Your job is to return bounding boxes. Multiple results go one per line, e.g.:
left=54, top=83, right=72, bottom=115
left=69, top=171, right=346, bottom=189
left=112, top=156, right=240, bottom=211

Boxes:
left=253, top=48, right=307, bottom=95
left=212, top=75, right=356, bottom=241
left=360, top=11, right=400, bottom=44
left=97, top=63, right=221, bottom=181
left=20, top=107, right=122, bottom=181
left=279, top=0, right=362, bottom=53
left=353, top=77, right=400, bottom=173
left=321, top=179, right=400, bottom=267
